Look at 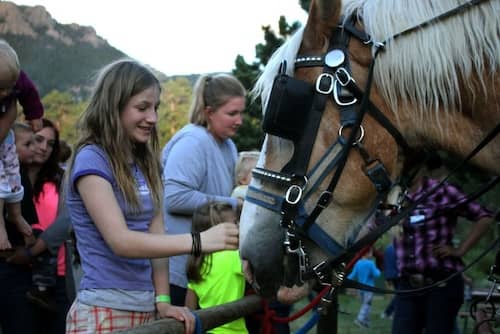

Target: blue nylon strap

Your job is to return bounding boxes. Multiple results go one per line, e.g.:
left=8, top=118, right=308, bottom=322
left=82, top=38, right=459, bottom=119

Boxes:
left=294, top=309, right=320, bottom=334
left=192, top=311, right=204, bottom=334
left=246, top=185, right=283, bottom=213
left=294, top=206, right=345, bottom=256
left=246, top=185, right=345, bottom=256
left=303, top=139, right=343, bottom=202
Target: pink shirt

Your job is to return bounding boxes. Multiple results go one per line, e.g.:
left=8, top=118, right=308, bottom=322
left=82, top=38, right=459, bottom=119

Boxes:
left=33, top=182, right=66, bottom=276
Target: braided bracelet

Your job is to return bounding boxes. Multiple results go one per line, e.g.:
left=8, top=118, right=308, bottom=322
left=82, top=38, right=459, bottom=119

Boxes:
left=191, top=232, right=201, bottom=257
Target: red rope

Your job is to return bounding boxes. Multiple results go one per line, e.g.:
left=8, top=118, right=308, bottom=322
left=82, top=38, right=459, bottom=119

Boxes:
left=272, top=285, right=330, bottom=323
left=346, top=244, right=374, bottom=271
left=257, top=286, right=330, bottom=334
left=256, top=243, right=375, bottom=333
left=259, top=300, right=276, bottom=334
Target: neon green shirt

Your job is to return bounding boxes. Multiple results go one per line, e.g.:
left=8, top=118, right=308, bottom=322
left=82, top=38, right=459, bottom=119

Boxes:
left=188, top=250, right=248, bottom=334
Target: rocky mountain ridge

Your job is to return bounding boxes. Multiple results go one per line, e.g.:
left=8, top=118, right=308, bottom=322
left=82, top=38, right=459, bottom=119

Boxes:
left=0, top=2, right=106, bottom=47
left=0, top=1, right=160, bottom=97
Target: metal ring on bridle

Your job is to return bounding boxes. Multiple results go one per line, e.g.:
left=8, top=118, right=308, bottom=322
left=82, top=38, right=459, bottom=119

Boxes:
left=338, top=124, right=365, bottom=146
left=285, top=185, right=304, bottom=205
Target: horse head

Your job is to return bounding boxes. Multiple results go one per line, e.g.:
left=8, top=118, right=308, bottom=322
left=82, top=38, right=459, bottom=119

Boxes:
left=240, top=0, right=499, bottom=301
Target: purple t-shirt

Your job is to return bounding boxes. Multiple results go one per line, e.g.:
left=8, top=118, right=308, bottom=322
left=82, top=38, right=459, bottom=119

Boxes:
left=66, top=145, right=155, bottom=291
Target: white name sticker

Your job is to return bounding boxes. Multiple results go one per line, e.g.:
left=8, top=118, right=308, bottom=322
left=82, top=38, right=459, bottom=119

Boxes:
left=410, top=215, right=425, bottom=224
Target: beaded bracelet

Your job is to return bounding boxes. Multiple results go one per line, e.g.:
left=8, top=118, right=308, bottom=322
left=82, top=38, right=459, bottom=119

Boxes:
left=191, top=232, right=201, bottom=257
left=155, top=294, right=171, bottom=304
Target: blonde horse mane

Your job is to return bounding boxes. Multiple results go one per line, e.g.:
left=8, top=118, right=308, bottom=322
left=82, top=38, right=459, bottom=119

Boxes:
left=254, top=0, right=499, bottom=123
left=252, top=27, right=304, bottom=111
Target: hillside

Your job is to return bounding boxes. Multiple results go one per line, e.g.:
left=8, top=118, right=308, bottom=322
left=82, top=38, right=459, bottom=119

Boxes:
left=0, top=1, right=166, bottom=97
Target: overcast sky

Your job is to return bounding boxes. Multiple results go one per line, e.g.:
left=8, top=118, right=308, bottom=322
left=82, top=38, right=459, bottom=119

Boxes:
left=11, top=0, right=308, bottom=75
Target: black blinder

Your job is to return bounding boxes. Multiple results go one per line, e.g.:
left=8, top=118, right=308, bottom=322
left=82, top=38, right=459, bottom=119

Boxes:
left=263, top=73, right=314, bottom=142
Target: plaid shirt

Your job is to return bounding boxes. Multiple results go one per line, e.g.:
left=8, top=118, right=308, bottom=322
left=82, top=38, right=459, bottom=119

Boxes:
left=395, top=177, right=492, bottom=275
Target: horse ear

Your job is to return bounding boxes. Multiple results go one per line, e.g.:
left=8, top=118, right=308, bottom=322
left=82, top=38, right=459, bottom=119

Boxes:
left=302, top=0, right=342, bottom=50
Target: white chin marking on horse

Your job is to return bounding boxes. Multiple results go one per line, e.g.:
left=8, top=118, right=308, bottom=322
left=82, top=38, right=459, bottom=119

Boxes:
left=242, top=260, right=254, bottom=285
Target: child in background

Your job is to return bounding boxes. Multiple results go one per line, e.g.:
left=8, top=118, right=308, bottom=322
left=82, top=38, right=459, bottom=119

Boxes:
left=13, top=123, right=35, bottom=165
left=0, top=39, right=44, bottom=251
left=347, top=248, right=381, bottom=328
left=185, top=202, right=248, bottom=334
left=13, top=122, right=57, bottom=311
left=231, top=151, right=259, bottom=200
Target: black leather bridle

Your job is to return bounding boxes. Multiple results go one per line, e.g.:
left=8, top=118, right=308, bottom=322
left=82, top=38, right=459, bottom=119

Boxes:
left=246, top=0, right=497, bottom=295
left=247, top=14, right=409, bottom=288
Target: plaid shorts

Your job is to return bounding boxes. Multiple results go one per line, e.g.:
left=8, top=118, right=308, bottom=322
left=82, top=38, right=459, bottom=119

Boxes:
left=66, top=300, right=155, bottom=333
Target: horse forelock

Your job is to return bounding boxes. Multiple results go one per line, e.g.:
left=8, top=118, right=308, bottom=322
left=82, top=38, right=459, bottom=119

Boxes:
left=343, top=0, right=499, bottom=123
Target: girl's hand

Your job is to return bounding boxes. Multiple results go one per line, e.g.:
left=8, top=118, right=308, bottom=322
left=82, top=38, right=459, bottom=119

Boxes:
left=11, top=218, right=33, bottom=238
left=0, top=235, right=12, bottom=250
left=200, top=222, right=239, bottom=253
left=156, top=303, right=195, bottom=334
left=0, top=225, right=12, bottom=250
left=27, top=118, right=43, bottom=132
left=432, top=245, right=461, bottom=258
left=24, top=235, right=36, bottom=247
left=6, top=246, right=31, bottom=265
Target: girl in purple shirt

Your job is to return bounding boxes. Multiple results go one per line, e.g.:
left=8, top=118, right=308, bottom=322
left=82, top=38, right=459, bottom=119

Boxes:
left=65, top=59, right=239, bottom=334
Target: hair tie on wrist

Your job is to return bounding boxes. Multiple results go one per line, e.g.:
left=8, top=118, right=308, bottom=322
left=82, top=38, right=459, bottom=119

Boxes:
left=191, top=232, right=201, bottom=257
left=155, top=294, right=171, bottom=304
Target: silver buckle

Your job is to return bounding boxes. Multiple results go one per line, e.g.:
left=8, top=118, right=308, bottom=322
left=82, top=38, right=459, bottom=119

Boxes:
left=335, top=67, right=354, bottom=86
left=333, top=68, right=357, bottom=106
left=316, top=73, right=335, bottom=94
left=333, top=82, right=357, bottom=106
left=285, top=185, right=303, bottom=205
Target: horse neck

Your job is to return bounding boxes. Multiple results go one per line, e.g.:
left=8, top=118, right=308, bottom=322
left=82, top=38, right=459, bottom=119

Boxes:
left=388, top=84, right=499, bottom=175
left=347, top=37, right=499, bottom=175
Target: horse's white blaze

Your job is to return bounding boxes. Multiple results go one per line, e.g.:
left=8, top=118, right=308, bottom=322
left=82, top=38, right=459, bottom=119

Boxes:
left=239, top=200, right=259, bottom=245
left=239, top=138, right=267, bottom=244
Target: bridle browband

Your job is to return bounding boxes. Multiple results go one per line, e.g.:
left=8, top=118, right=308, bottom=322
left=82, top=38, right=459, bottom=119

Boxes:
left=246, top=0, right=497, bottom=295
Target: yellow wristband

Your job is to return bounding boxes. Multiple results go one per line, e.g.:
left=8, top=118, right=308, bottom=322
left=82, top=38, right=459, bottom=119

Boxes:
left=155, top=295, right=171, bottom=304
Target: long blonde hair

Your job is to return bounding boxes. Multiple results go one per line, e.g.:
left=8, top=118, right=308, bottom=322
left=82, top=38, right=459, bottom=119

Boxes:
left=67, top=59, right=162, bottom=211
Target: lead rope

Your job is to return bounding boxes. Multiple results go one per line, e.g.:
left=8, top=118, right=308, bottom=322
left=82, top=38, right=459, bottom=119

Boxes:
left=257, top=248, right=369, bottom=334
left=256, top=287, right=329, bottom=334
